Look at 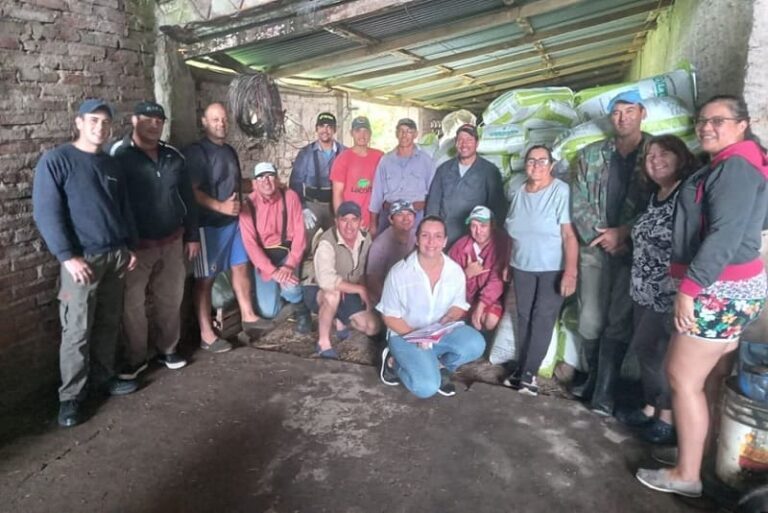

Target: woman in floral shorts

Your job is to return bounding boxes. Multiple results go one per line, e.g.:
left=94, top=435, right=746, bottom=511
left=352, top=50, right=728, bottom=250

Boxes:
left=637, top=95, right=768, bottom=498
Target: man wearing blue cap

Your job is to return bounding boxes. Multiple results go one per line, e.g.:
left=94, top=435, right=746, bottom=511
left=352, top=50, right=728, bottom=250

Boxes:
left=304, top=201, right=381, bottom=358
left=569, top=89, right=652, bottom=416
left=109, top=101, right=199, bottom=380
left=33, top=99, right=140, bottom=427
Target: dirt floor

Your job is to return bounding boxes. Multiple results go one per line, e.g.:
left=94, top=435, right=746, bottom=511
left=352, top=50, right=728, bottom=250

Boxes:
left=0, top=325, right=719, bottom=513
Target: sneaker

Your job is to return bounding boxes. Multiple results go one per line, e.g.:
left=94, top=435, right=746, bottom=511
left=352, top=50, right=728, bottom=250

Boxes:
left=242, top=318, right=275, bottom=333
left=117, top=361, right=148, bottom=380
left=502, top=368, right=521, bottom=389
left=157, top=353, right=187, bottom=370
left=438, top=368, right=456, bottom=397
left=636, top=468, right=702, bottom=498
left=642, top=419, right=676, bottom=445
left=57, top=400, right=80, bottom=427
left=651, top=446, right=678, bottom=466
left=616, top=408, right=653, bottom=427
left=295, top=308, right=312, bottom=335
left=107, top=378, right=139, bottom=396
left=200, top=338, right=232, bottom=353
left=379, top=347, right=400, bottom=386
left=518, top=372, right=539, bottom=396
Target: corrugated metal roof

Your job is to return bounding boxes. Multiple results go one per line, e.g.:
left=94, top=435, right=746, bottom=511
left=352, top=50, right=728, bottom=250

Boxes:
left=176, top=0, right=674, bottom=109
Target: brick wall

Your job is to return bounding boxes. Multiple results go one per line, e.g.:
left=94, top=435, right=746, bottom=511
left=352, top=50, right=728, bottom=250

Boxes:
left=0, top=0, right=156, bottom=409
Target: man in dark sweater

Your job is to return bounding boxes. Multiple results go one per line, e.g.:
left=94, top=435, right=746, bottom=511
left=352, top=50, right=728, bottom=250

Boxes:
left=33, top=99, right=140, bottom=428
left=425, top=124, right=508, bottom=246
left=109, top=101, right=199, bottom=380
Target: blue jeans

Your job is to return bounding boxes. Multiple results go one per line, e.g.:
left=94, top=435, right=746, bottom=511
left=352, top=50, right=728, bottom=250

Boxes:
left=252, top=259, right=303, bottom=319
left=388, top=325, right=485, bottom=398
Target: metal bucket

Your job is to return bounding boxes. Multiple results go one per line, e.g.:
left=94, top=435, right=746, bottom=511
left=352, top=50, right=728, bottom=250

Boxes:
left=716, top=377, right=768, bottom=489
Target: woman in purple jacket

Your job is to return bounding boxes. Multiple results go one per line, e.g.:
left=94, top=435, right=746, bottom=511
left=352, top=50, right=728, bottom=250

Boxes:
left=637, top=96, right=768, bottom=497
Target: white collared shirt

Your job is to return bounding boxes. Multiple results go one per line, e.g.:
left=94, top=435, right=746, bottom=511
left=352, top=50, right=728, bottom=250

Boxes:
left=376, top=251, right=469, bottom=330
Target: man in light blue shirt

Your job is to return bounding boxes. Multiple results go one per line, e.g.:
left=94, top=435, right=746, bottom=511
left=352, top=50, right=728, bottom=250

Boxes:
left=369, top=118, right=435, bottom=237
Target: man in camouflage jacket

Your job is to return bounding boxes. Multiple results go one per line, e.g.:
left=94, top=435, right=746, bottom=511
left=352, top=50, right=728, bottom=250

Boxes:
left=569, top=90, right=652, bottom=416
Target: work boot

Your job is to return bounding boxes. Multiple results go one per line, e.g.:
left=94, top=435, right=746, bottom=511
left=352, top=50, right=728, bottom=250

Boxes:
left=57, top=400, right=80, bottom=428
left=570, top=338, right=599, bottom=400
left=293, top=303, right=312, bottom=335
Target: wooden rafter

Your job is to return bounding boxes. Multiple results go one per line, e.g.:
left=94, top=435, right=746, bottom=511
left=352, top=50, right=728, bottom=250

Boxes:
left=177, top=0, right=429, bottom=57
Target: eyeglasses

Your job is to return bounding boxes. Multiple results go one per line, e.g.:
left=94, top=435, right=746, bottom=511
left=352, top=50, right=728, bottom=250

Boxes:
left=525, top=158, right=551, bottom=167
left=255, top=173, right=276, bottom=181
left=695, top=117, right=743, bottom=128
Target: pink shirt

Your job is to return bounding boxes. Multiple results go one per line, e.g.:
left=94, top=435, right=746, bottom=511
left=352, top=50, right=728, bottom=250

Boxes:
left=239, top=187, right=306, bottom=280
left=448, top=231, right=511, bottom=308
left=330, top=148, right=384, bottom=228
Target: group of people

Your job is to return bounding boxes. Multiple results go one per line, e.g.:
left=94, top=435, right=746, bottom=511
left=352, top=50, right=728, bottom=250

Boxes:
left=32, top=88, right=768, bottom=500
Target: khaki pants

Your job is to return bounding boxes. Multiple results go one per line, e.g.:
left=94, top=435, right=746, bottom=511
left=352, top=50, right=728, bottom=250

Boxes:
left=58, top=249, right=129, bottom=401
left=122, top=238, right=187, bottom=366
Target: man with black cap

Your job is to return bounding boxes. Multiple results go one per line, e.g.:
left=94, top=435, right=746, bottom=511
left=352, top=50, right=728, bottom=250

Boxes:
left=369, top=118, right=435, bottom=237
left=304, top=201, right=381, bottom=359
left=426, top=123, right=507, bottom=246
left=239, top=162, right=311, bottom=333
left=109, top=101, right=199, bottom=381
left=33, top=99, right=139, bottom=427
left=569, top=89, right=651, bottom=417
left=330, top=116, right=384, bottom=230
left=289, top=112, right=345, bottom=237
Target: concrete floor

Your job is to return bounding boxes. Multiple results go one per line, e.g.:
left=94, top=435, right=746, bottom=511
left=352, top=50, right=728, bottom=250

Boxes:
left=0, top=346, right=709, bottom=513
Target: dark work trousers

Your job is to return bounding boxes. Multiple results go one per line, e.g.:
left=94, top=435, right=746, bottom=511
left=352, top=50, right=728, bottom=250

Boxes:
left=511, top=268, right=565, bottom=377
left=630, top=302, right=672, bottom=410
left=574, top=248, right=634, bottom=413
left=58, top=249, right=129, bottom=402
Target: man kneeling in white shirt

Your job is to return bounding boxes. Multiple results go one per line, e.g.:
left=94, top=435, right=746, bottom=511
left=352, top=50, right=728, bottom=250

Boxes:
left=376, top=215, right=486, bottom=398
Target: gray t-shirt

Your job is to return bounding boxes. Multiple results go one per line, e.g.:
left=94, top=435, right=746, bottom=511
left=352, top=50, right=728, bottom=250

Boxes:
left=505, top=178, right=571, bottom=272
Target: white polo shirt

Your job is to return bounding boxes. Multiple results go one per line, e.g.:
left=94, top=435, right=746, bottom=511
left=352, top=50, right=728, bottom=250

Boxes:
left=376, top=251, right=469, bottom=330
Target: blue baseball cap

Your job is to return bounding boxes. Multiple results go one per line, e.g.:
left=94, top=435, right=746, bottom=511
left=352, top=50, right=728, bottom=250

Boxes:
left=337, top=201, right=361, bottom=218
left=78, top=98, right=114, bottom=118
left=607, top=90, right=644, bottom=113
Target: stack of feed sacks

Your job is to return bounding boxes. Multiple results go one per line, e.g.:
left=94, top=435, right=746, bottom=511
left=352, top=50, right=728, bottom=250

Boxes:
left=553, top=67, right=699, bottom=167
left=479, top=87, right=579, bottom=183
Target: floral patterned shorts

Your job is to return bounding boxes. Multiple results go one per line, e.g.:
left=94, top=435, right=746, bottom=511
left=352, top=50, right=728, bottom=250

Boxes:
left=687, top=294, right=766, bottom=341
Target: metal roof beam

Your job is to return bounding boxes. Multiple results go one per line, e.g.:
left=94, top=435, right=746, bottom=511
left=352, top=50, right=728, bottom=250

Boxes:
left=177, top=0, right=428, bottom=57
left=321, top=0, right=670, bottom=87
left=422, top=53, right=634, bottom=105
left=363, top=23, right=649, bottom=96
left=270, top=0, right=587, bottom=78
left=398, top=45, right=638, bottom=101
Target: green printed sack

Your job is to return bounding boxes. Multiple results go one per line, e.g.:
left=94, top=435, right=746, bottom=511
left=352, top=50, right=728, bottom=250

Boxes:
left=483, top=87, right=575, bottom=126
left=477, top=123, right=526, bottom=154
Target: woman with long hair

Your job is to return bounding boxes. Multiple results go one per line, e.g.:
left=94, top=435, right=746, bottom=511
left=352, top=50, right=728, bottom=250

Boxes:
left=637, top=96, right=768, bottom=497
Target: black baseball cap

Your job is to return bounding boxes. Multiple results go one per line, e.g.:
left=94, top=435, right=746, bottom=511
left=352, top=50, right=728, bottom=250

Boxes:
left=134, top=101, right=166, bottom=120
left=316, top=112, right=336, bottom=127
left=396, top=118, right=417, bottom=130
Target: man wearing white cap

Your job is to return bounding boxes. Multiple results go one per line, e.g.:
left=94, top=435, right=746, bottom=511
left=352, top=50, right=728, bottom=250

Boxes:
left=448, top=205, right=510, bottom=332
left=569, top=89, right=652, bottom=416
left=240, top=162, right=311, bottom=333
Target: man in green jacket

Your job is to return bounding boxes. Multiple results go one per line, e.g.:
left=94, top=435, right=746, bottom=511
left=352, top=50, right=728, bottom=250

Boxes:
left=569, top=90, right=652, bottom=416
